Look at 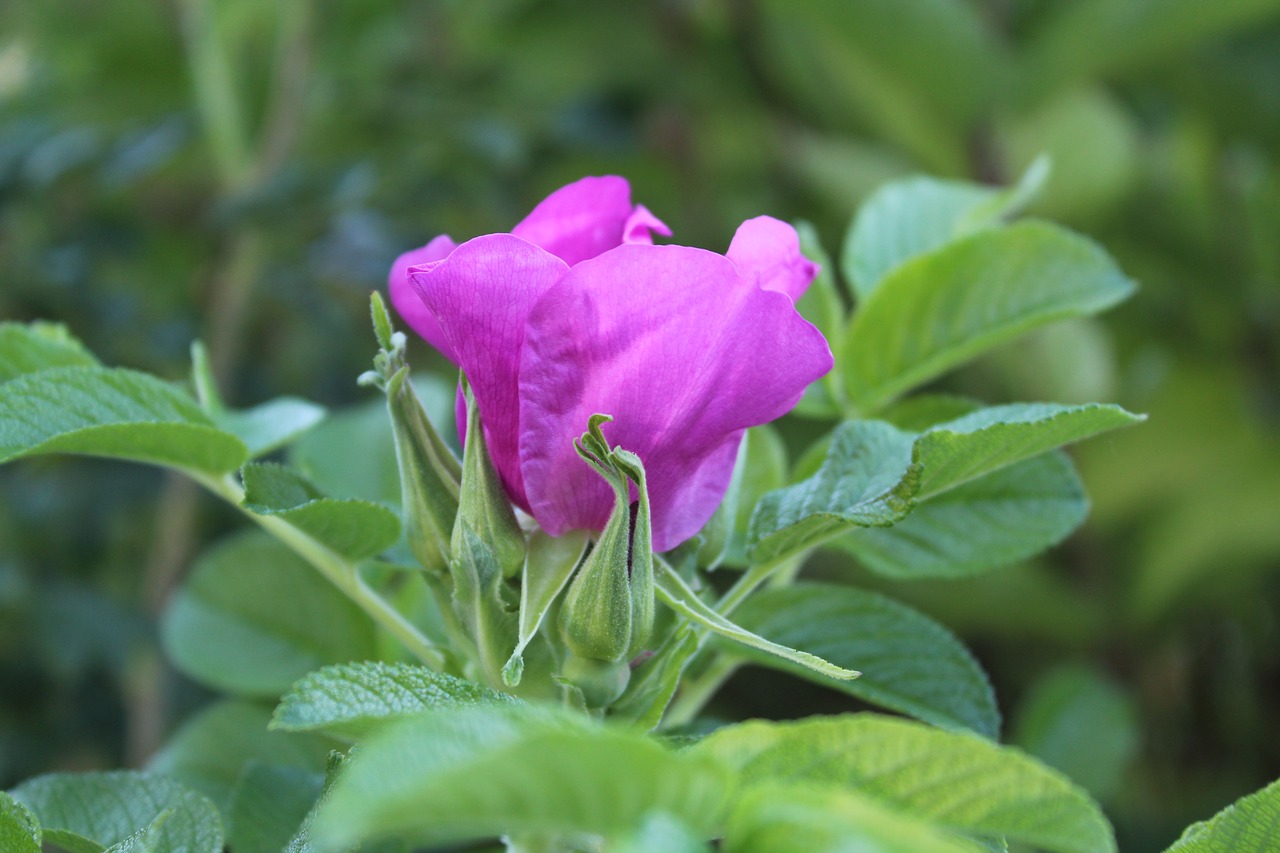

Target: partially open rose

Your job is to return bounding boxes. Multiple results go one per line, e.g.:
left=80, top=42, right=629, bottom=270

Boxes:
left=388, top=176, right=831, bottom=551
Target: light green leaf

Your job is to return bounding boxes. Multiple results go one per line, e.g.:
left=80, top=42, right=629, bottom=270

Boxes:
left=725, top=584, right=998, bottom=738
left=1012, top=666, right=1139, bottom=803
left=0, top=321, right=98, bottom=383
left=723, top=784, right=984, bottom=853
left=11, top=771, right=223, bottom=853
left=0, top=792, right=41, bottom=853
left=227, top=764, right=325, bottom=853
left=310, top=705, right=732, bottom=850
left=217, top=397, right=327, bottom=458
left=655, top=563, right=857, bottom=683
left=1165, top=777, right=1280, bottom=852
left=505, top=530, right=588, bottom=684
left=0, top=366, right=248, bottom=473
left=161, top=532, right=378, bottom=697
left=691, top=714, right=1115, bottom=853
left=609, top=812, right=711, bottom=853
left=836, top=452, right=1088, bottom=578
left=148, top=701, right=331, bottom=813
left=271, top=661, right=520, bottom=741
left=843, top=159, right=1048, bottom=300
left=104, top=810, right=175, bottom=853
left=792, top=223, right=847, bottom=419
left=914, top=402, right=1143, bottom=499
left=841, top=222, right=1135, bottom=412
left=747, top=421, right=918, bottom=567
left=240, top=462, right=401, bottom=561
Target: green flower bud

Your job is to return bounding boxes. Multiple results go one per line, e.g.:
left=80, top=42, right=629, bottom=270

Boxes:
left=557, top=415, right=655, bottom=668
left=452, top=379, right=526, bottom=579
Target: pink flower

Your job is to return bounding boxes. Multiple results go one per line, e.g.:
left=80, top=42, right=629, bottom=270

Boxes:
left=388, top=176, right=831, bottom=552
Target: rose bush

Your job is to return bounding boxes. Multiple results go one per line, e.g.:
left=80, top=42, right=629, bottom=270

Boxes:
left=388, top=176, right=832, bottom=551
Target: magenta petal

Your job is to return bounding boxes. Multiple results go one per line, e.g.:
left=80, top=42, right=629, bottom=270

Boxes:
left=623, top=204, right=671, bottom=245
left=518, top=244, right=833, bottom=551
left=411, top=234, right=570, bottom=510
left=727, top=216, right=818, bottom=302
left=389, top=234, right=459, bottom=361
left=512, top=175, right=640, bottom=266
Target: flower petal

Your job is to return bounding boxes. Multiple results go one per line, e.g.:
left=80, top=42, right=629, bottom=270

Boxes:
left=411, top=234, right=570, bottom=510
left=726, top=216, right=818, bottom=302
left=388, top=234, right=459, bottom=361
left=519, top=244, right=833, bottom=551
left=623, top=204, right=672, bottom=245
left=512, top=175, right=657, bottom=266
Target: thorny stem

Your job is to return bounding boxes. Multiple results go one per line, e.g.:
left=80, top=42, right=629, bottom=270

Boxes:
left=192, top=471, right=447, bottom=670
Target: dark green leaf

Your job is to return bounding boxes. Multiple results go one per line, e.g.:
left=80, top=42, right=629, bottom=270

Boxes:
left=271, top=661, right=520, bottom=741
left=841, top=222, right=1135, bottom=412
left=835, top=453, right=1088, bottom=578
left=726, top=584, right=998, bottom=737
left=241, top=462, right=401, bottom=561
left=11, top=771, right=222, bottom=853
left=310, top=706, right=732, bottom=849
left=161, top=532, right=378, bottom=696
left=227, top=764, right=324, bottom=853
left=0, top=366, right=248, bottom=473
left=691, top=714, right=1115, bottom=853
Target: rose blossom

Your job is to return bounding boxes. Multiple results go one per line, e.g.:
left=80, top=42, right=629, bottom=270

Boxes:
left=388, top=176, right=831, bottom=552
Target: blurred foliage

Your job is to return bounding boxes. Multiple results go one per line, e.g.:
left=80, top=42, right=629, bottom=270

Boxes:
left=2, top=1, right=1279, bottom=850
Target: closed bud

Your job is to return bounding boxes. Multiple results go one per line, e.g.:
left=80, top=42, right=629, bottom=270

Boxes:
left=557, top=416, right=655, bottom=672
left=452, top=380, right=526, bottom=578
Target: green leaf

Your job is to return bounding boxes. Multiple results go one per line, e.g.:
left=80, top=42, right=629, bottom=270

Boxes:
left=271, top=661, right=520, bottom=741
left=310, top=705, right=732, bottom=849
left=0, top=792, right=41, bottom=853
left=835, top=453, right=1088, bottom=579
left=701, top=426, right=789, bottom=569
left=655, top=563, right=857, bottom=682
left=611, top=625, right=700, bottom=730
left=1011, top=666, right=1139, bottom=803
left=610, top=812, right=711, bottom=853
left=240, top=462, right=401, bottom=561
left=0, top=366, right=248, bottom=473
left=792, top=223, right=847, bottom=419
left=103, top=810, right=176, bottom=853
left=0, top=321, right=98, bottom=383
left=161, top=532, right=378, bottom=696
left=841, top=222, right=1135, bottom=413
left=747, top=421, right=918, bottom=567
left=1165, top=777, right=1280, bottom=852
left=11, top=771, right=223, bottom=853
left=725, top=584, right=998, bottom=738
left=842, top=159, right=1048, bottom=300
left=217, top=397, right=327, bottom=458
left=913, top=402, right=1143, bottom=499
left=691, top=714, right=1115, bottom=853
left=722, top=784, right=984, bottom=853
left=505, top=530, right=587, bottom=684
left=227, top=764, right=325, bottom=853
left=148, top=701, right=331, bottom=813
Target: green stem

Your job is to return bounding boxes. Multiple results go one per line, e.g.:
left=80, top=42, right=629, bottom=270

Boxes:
left=192, top=472, right=447, bottom=670
left=714, top=551, right=803, bottom=615
left=662, top=654, right=739, bottom=730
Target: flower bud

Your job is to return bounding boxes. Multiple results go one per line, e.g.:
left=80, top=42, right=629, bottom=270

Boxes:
left=557, top=416, right=655, bottom=669
left=452, top=380, right=526, bottom=578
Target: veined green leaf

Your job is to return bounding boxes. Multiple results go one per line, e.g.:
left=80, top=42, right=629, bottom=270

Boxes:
left=842, top=222, right=1135, bottom=412
left=913, top=402, right=1143, bottom=498
left=217, top=397, right=327, bottom=458
left=691, top=714, right=1115, bottom=853
left=0, top=792, right=41, bottom=853
left=11, top=771, right=222, bottom=853
left=161, top=532, right=378, bottom=697
left=655, top=564, right=857, bottom=682
left=104, top=810, right=175, bottom=853
left=240, top=462, right=401, bottom=561
left=271, top=661, right=520, bottom=741
left=0, top=321, right=98, bottom=382
left=747, top=420, right=918, bottom=567
left=843, top=159, right=1048, bottom=300
left=1165, top=777, right=1280, bottom=852
left=0, top=366, right=248, bottom=473
left=227, top=764, right=324, bottom=853
left=836, top=452, right=1088, bottom=578
left=148, top=701, right=331, bottom=813
left=723, top=784, right=986, bottom=853
left=310, top=705, right=732, bottom=849
left=725, top=584, right=998, bottom=737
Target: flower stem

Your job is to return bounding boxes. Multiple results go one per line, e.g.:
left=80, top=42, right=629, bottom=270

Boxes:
left=192, top=472, right=447, bottom=670
left=662, top=654, right=739, bottom=729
